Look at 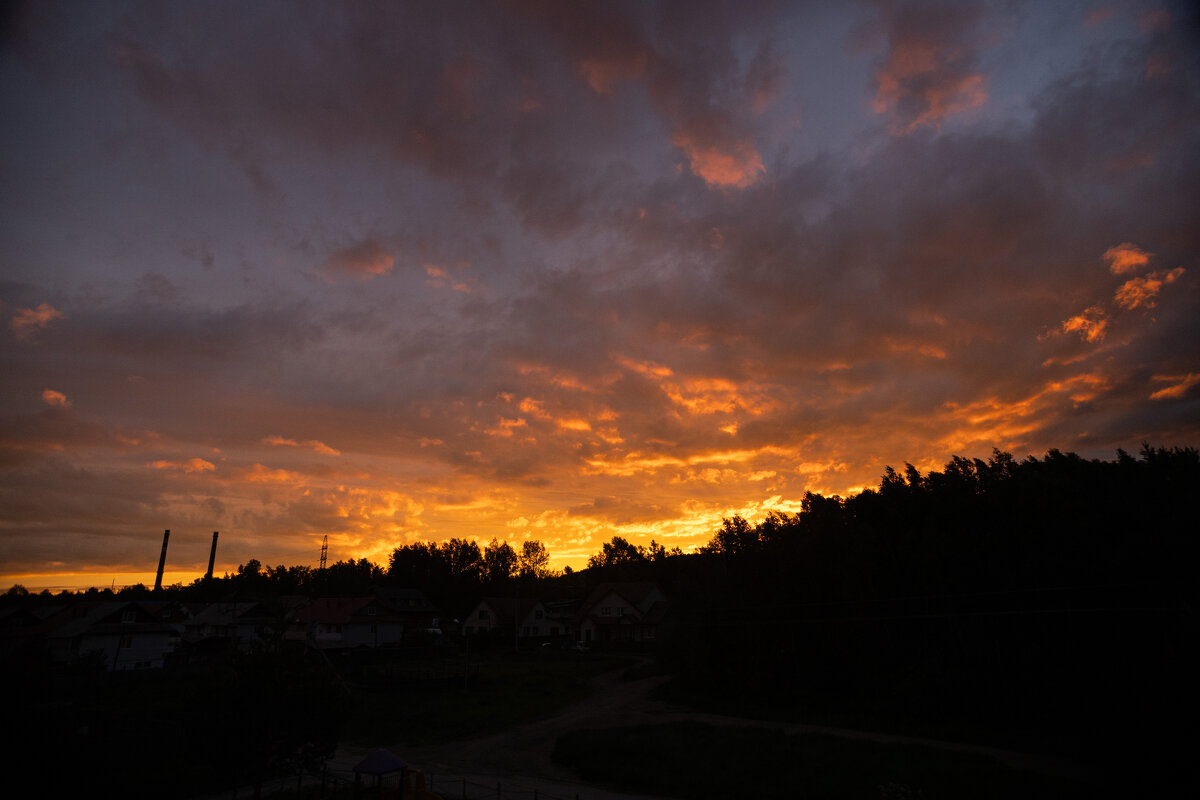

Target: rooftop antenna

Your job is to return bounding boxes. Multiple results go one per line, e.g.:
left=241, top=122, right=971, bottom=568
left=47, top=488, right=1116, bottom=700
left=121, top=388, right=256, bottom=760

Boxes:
left=319, top=535, right=328, bottom=570
left=154, top=529, right=170, bottom=591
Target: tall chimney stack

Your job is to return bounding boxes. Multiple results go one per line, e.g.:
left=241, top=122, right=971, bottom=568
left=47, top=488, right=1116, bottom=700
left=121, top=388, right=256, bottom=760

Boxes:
left=154, top=529, right=170, bottom=591
left=206, top=531, right=219, bottom=580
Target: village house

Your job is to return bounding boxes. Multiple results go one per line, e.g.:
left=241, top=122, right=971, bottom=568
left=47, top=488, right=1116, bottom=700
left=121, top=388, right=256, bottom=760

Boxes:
left=182, top=600, right=282, bottom=652
left=46, top=601, right=182, bottom=671
left=285, top=588, right=438, bottom=649
left=576, top=581, right=668, bottom=645
left=464, top=596, right=557, bottom=640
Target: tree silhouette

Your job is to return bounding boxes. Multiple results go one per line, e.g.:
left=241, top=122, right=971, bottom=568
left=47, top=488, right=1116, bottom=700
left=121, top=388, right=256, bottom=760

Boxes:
left=518, top=539, right=551, bottom=579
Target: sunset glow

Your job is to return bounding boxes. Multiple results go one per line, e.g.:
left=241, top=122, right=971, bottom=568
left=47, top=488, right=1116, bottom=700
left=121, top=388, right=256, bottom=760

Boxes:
left=2, top=1, right=1197, bottom=591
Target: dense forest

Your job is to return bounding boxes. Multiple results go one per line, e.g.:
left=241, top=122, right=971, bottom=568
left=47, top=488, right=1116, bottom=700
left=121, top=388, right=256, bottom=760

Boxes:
left=4, top=444, right=1197, bottom=795
left=658, top=445, right=1199, bottom=792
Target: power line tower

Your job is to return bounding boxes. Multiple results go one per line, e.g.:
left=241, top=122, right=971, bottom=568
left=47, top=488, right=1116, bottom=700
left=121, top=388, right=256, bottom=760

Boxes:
left=319, top=535, right=328, bottom=570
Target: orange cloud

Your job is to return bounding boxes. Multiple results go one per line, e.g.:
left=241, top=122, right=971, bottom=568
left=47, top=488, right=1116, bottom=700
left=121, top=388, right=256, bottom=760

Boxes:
left=616, top=355, right=673, bottom=379
left=1150, top=373, right=1200, bottom=400
left=872, top=36, right=987, bottom=134
left=325, top=239, right=394, bottom=280
left=1114, top=268, right=1184, bottom=310
left=1061, top=306, right=1109, bottom=342
left=41, top=389, right=70, bottom=407
left=425, top=263, right=475, bottom=293
left=262, top=435, right=341, bottom=455
left=671, top=127, right=765, bottom=189
left=10, top=302, right=64, bottom=338
left=479, top=417, right=528, bottom=438
left=585, top=446, right=787, bottom=478
left=939, top=373, right=1109, bottom=449
left=240, top=463, right=305, bottom=484
left=615, top=356, right=778, bottom=418
left=151, top=458, right=216, bottom=474
left=1103, top=242, right=1152, bottom=274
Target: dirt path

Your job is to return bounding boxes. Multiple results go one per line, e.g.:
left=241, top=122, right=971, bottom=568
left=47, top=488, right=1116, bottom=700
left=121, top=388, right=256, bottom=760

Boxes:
left=328, top=659, right=1094, bottom=798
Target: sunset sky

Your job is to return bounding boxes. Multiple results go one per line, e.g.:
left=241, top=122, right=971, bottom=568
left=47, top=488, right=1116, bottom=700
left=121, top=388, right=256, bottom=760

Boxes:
left=2, top=1, right=1198, bottom=591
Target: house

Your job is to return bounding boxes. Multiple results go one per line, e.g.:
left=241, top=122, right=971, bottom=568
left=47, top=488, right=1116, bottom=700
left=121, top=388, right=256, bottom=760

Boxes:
left=464, top=596, right=555, bottom=639
left=182, top=600, right=282, bottom=652
left=284, top=588, right=436, bottom=649
left=370, top=587, right=440, bottom=631
left=576, top=582, right=668, bottom=645
left=46, top=601, right=182, bottom=671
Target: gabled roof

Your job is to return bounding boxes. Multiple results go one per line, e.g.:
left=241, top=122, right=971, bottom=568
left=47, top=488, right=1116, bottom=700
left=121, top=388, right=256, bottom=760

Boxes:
left=371, top=587, right=438, bottom=613
left=47, top=601, right=146, bottom=639
left=293, top=596, right=406, bottom=624
left=474, top=596, right=543, bottom=624
left=582, top=581, right=664, bottom=611
left=187, top=601, right=271, bottom=626
left=639, top=600, right=670, bottom=625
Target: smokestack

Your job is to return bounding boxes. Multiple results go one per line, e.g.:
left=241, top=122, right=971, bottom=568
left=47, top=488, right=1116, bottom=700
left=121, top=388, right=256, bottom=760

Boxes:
left=206, top=531, right=219, bottom=580
left=154, top=529, right=170, bottom=591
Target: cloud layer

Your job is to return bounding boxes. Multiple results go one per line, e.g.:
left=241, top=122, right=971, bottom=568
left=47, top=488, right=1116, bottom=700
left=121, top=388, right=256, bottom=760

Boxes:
left=2, top=0, right=1198, bottom=588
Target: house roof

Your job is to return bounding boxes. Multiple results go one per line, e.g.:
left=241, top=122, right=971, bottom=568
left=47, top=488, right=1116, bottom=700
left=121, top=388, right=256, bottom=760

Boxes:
left=582, top=581, right=664, bottom=612
left=47, top=602, right=140, bottom=639
left=640, top=600, right=669, bottom=625
left=371, top=587, right=438, bottom=613
left=187, top=601, right=273, bottom=626
left=292, top=596, right=408, bottom=624
left=476, top=596, right=542, bottom=624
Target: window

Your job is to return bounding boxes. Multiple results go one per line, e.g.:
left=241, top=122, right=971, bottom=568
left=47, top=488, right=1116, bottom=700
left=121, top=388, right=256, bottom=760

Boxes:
left=535, top=609, right=544, bottom=619
left=643, top=626, right=656, bottom=640
left=600, top=607, right=611, bottom=616
left=479, top=609, right=490, bottom=621
left=119, top=634, right=132, bottom=649
left=618, top=607, right=626, bottom=616
left=367, top=605, right=377, bottom=616
left=121, top=610, right=136, bottom=624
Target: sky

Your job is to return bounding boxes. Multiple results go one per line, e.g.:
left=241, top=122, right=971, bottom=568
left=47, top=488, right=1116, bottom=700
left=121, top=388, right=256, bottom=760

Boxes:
left=2, top=0, right=1198, bottom=591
